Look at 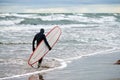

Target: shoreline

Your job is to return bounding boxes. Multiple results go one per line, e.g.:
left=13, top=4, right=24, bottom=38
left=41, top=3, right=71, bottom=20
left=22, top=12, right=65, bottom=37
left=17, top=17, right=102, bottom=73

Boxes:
left=44, top=49, right=120, bottom=80
left=0, top=58, right=67, bottom=80
left=1, top=49, right=120, bottom=80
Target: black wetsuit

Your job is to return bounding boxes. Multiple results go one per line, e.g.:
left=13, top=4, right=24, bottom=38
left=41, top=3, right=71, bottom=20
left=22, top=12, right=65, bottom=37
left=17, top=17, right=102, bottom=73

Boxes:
left=32, top=29, right=51, bottom=68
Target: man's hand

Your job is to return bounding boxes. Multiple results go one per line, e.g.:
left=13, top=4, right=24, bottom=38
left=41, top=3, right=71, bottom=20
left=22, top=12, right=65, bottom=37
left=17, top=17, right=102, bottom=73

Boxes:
left=49, top=47, right=52, bottom=50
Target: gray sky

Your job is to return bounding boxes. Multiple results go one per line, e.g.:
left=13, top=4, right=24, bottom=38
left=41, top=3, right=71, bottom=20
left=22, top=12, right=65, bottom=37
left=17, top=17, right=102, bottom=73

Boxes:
left=0, top=0, right=120, bottom=13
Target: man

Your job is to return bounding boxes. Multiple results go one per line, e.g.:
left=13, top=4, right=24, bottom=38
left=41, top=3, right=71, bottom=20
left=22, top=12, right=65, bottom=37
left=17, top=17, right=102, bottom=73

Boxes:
left=32, top=28, right=51, bottom=68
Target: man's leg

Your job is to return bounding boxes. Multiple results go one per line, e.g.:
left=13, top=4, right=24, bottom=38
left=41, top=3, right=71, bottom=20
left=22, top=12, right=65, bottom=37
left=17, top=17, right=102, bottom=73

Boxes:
left=38, top=58, right=43, bottom=68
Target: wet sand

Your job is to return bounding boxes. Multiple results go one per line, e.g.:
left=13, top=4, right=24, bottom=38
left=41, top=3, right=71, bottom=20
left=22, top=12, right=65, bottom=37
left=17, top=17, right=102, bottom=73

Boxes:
left=44, top=51, right=120, bottom=80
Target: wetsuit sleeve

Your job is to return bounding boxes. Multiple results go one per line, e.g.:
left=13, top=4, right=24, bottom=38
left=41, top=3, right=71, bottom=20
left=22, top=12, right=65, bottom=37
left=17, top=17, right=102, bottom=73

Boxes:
left=43, top=34, right=51, bottom=50
left=32, top=35, right=36, bottom=51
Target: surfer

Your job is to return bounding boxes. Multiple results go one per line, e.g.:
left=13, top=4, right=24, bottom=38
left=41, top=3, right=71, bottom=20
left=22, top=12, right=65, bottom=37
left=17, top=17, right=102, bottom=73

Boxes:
left=32, top=28, right=51, bottom=68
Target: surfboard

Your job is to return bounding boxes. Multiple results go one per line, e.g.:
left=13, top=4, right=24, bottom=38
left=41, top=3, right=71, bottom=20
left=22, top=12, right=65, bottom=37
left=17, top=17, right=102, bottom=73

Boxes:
left=28, top=26, right=62, bottom=67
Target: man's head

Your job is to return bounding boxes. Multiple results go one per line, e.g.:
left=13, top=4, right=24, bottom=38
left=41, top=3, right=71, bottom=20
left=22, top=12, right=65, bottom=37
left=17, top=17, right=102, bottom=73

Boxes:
left=40, top=28, right=44, bottom=33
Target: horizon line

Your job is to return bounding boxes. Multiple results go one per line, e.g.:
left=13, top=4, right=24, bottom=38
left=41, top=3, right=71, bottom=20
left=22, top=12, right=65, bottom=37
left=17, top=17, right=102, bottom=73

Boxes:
left=0, top=4, right=120, bottom=13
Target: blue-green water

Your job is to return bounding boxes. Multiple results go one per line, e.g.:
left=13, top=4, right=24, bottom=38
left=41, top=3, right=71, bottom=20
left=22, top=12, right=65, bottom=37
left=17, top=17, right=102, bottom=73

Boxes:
left=0, top=13, right=120, bottom=79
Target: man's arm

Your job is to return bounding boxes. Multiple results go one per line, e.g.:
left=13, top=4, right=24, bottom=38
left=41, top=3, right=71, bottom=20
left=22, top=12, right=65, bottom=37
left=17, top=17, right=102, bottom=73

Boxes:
left=43, top=35, right=51, bottom=50
left=32, top=35, right=36, bottom=51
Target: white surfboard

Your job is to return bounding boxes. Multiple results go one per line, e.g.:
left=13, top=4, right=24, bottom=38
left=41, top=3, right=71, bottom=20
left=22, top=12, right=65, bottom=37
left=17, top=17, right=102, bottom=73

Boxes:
left=28, top=26, right=61, bottom=66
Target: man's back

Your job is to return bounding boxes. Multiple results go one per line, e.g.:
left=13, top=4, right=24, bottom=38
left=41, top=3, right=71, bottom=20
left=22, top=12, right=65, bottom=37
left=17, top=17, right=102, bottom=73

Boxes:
left=35, top=32, right=45, bottom=46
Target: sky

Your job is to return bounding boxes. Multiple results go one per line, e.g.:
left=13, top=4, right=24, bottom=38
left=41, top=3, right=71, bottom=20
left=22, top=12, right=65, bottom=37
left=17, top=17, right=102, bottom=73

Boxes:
left=0, top=0, right=120, bottom=13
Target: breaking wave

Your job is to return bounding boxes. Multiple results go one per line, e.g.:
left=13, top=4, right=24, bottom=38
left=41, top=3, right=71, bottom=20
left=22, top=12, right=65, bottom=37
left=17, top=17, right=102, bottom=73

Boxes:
left=0, top=42, right=31, bottom=45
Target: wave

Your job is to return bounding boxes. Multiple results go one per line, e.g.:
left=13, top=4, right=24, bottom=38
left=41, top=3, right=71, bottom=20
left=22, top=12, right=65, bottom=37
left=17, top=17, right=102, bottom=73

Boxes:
left=0, top=13, right=34, bottom=18
left=19, top=18, right=81, bottom=25
left=0, top=42, right=31, bottom=45
left=0, top=13, right=119, bottom=26
left=0, top=19, right=24, bottom=26
left=17, top=14, right=97, bottom=25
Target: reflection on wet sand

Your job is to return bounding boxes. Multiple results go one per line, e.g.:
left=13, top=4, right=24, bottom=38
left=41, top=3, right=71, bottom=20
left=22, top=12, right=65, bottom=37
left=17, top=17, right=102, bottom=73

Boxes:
left=28, top=74, right=44, bottom=80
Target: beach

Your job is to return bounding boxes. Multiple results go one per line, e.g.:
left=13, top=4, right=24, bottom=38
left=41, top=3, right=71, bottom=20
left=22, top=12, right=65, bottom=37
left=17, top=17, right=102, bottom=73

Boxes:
left=2, top=48, right=120, bottom=80
left=44, top=49, right=120, bottom=80
left=0, top=13, right=120, bottom=80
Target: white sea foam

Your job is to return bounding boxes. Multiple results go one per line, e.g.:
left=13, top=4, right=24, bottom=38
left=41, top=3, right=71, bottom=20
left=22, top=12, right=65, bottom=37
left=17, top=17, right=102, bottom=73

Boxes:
left=0, top=13, right=117, bottom=26
left=2, top=58, right=26, bottom=65
left=0, top=19, right=24, bottom=26
left=0, top=24, right=94, bottom=32
left=36, top=14, right=117, bottom=24
left=0, top=13, right=34, bottom=18
left=38, top=14, right=88, bottom=22
left=0, top=13, right=11, bottom=17
left=0, top=25, right=52, bottom=32
left=101, top=16, right=117, bottom=22
left=0, top=58, right=67, bottom=80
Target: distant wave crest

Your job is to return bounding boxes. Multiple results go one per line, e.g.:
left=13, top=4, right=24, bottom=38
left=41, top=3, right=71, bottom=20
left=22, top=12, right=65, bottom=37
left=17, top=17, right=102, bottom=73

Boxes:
left=19, top=18, right=80, bottom=25
left=0, top=42, right=31, bottom=45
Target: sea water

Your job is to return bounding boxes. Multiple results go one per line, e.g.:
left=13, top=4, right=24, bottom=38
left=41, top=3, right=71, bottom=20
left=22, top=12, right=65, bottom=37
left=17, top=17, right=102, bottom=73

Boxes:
left=0, top=13, right=120, bottom=79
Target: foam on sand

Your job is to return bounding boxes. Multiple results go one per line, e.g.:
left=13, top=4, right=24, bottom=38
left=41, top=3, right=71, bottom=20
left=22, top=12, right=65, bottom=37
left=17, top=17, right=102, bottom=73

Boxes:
left=0, top=58, right=67, bottom=80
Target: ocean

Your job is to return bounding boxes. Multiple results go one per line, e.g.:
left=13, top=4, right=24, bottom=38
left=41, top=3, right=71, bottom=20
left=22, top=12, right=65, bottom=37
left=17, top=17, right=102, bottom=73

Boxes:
left=0, top=13, right=120, bottom=80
